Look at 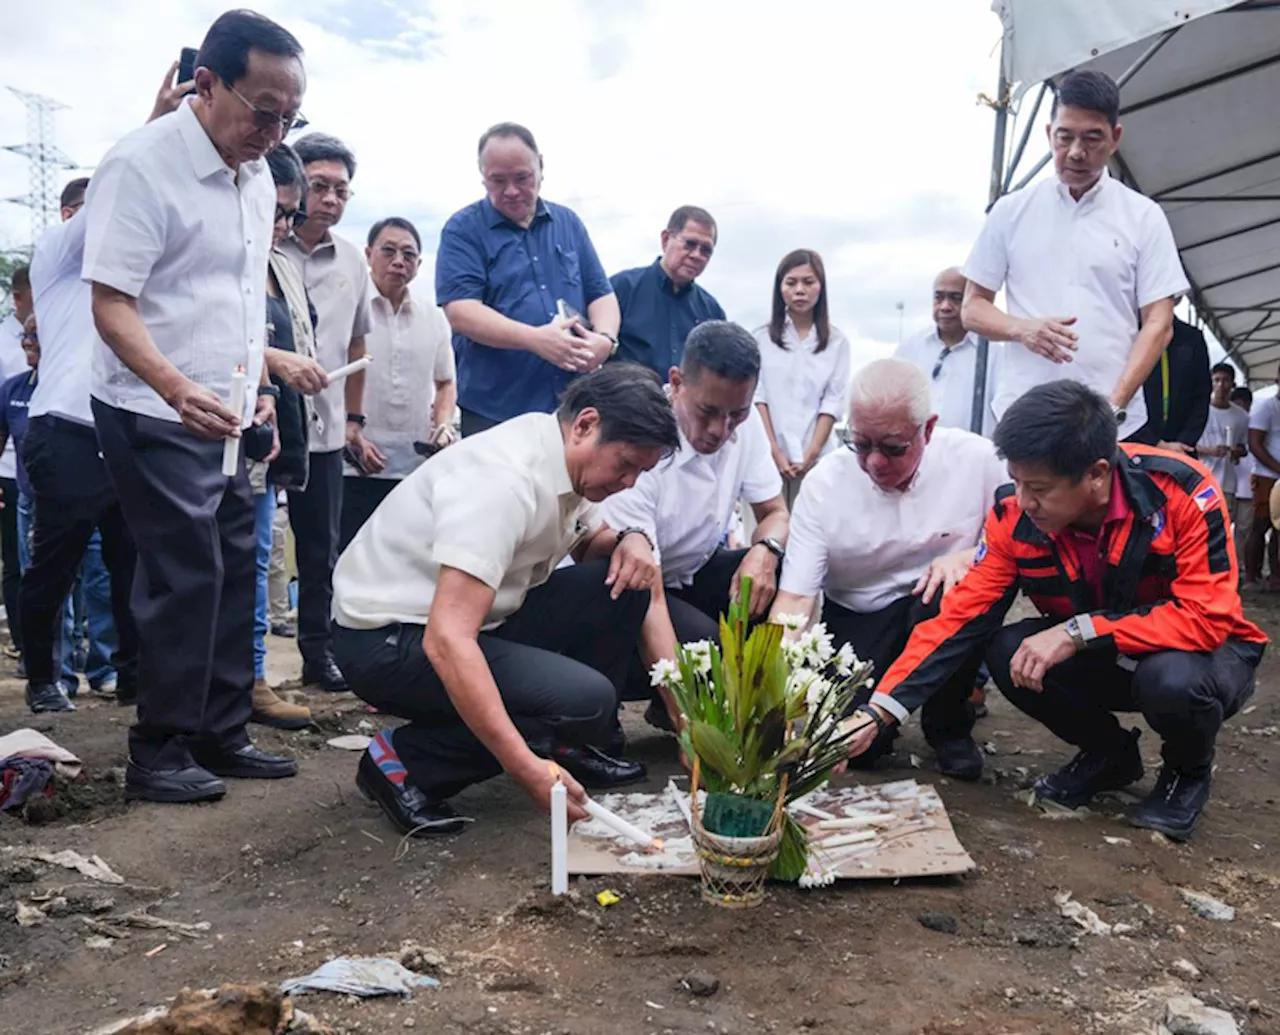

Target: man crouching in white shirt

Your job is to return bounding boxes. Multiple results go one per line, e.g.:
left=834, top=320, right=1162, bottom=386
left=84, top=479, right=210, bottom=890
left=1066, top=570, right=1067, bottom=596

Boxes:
left=330, top=365, right=680, bottom=836
left=769, top=358, right=1010, bottom=780
left=594, top=321, right=789, bottom=732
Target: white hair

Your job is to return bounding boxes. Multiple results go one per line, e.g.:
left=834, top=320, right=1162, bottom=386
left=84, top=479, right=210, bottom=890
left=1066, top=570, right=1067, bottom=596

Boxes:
left=849, top=358, right=933, bottom=425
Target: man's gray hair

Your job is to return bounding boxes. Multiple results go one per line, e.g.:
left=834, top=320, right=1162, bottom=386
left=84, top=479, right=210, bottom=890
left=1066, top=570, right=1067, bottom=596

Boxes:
left=849, top=358, right=933, bottom=425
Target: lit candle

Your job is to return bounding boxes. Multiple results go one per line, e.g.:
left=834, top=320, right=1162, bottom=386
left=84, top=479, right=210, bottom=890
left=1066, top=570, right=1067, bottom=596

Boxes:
left=550, top=768, right=568, bottom=896
left=584, top=797, right=660, bottom=848
left=326, top=353, right=373, bottom=384
left=221, top=365, right=246, bottom=477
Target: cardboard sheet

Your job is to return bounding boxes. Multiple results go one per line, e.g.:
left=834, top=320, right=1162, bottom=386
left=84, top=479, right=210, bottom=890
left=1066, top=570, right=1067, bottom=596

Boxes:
left=567, top=779, right=975, bottom=881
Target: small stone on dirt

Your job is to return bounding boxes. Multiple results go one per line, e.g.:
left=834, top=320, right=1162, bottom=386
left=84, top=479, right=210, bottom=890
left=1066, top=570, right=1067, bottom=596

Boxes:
left=1179, top=889, right=1236, bottom=922
left=681, top=971, right=720, bottom=997
left=1171, top=958, right=1202, bottom=981
left=1164, top=994, right=1240, bottom=1035
left=917, top=911, right=958, bottom=935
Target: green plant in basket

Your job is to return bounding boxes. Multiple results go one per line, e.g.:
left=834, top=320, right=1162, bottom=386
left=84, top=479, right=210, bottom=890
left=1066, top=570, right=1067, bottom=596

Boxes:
left=650, top=577, right=876, bottom=882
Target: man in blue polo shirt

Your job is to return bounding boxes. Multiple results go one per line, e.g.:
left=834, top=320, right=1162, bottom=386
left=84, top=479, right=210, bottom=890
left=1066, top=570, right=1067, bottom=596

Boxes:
left=610, top=206, right=725, bottom=378
left=436, top=122, right=621, bottom=436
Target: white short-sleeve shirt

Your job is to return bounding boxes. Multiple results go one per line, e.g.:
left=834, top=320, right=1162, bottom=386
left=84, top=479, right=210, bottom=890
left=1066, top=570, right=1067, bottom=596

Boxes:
left=1249, top=395, right=1280, bottom=480
left=964, top=171, right=1189, bottom=440
left=780, top=427, right=1009, bottom=613
left=83, top=100, right=274, bottom=427
left=894, top=328, right=1000, bottom=436
left=332, top=412, right=599, bottom=631
left=345, top=284, right=456, bottom=481
left=278, top=232, right=373, bottom=452
left=1198, top=402, right=1250, bottom=496
left=753, top=320, right=851, bottom=464
left=0, top=313, right=26, bottom=478
left=29, top=214, right=95, bottom=426
left=599, top=405, right=782, bottom=587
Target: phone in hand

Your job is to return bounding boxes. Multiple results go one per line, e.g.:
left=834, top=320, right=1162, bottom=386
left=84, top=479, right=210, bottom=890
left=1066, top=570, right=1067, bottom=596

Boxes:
left=343, top=443, right=370, bottom=476
left=179, top=48, right=199, bottom=94
left=556, top=299, right=593, bottom=332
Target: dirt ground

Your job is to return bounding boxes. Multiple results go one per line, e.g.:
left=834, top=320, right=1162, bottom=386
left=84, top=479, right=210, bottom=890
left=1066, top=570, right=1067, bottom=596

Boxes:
left=3, top=598, right=1280, bottom=1035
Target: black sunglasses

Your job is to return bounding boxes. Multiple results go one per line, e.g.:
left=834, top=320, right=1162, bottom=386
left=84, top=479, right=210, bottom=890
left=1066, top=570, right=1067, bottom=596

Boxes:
left=846, top=426, right=924, bottom=460
left=275, top=205, right=307, bottom=229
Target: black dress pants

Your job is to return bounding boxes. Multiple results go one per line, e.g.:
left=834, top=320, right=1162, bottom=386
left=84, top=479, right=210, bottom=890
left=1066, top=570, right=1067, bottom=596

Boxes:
left=332, top=560, right=648, bottom=801
left=823, top=594, right=981, bottom=754
left=287, top=448, right=343, bottom=666
left=338, top=475, right=398, bottom=553
left=0, top=475, right=21, bottom=651
left=18, top=416, right=139, bottom=691
left=988, top=617, right=1263, bottom=775
left=460, top=408, right=501, bottom=439
left=93, top=400, right=255, bottom=770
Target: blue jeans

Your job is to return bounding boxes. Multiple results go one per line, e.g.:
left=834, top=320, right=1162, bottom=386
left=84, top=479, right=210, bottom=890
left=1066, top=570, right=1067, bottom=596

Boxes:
left=70, top=531, right=118, bottom=688
left=254, top=488, right=275, bottom=681
left=17, top=492, right=77, bottom=690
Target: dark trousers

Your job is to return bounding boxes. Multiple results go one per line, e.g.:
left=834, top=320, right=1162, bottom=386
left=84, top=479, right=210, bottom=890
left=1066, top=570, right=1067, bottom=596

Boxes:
left=988, top=617, right=1263, bottom=775
left=333, top=561, right=648, bottom=801
left=18, top=416, right=138, bottom=691
left=338, top=476, right=398, bottom=553
left=622, top=548, right=757, bottom=702
left=0, top=476, right=21, bottom=650
left=287, top=448, right=343, bottom=666
left=460, top=408, right=501, bottom=439
left=824, top=594, right=980, bottom=751
left=93, top=400, right=255, bottom=770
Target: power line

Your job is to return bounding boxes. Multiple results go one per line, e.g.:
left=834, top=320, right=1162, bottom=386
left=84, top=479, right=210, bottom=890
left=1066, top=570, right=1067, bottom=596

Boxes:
left=2, top=87, right=77, bottom=244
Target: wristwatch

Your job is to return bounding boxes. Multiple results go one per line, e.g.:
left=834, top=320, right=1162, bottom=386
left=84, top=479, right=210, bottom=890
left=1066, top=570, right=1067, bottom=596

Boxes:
left=602, top=331, right=620, bottom=357
left=346, top=413, right=367, bottom=427
left=1065, top=614, right=1096, bottom=649
left=615, top=526, right=654, bottom=551
left=257, top=384, right=280, bottom=399
left=1111, top=401, right=1127, bottom=426
left=756, top=536, right=785, bottom=562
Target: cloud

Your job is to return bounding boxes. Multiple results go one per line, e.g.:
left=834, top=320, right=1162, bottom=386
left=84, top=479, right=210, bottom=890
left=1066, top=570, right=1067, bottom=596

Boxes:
left=0, top=0, right=1003, bottom=364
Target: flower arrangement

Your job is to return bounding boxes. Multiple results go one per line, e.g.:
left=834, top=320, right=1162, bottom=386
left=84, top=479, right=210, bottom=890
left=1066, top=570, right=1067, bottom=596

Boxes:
left=651, top=579, right=875, bottom=884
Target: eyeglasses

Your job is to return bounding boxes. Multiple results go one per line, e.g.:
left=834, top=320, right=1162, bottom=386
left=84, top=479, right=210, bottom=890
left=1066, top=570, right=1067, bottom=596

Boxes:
left=377, top=244, right=420, bottom=263
left=847, top=425, right=923, bottom=459
left=308, top=179, right=353, bottom=201
left=674, top=235, right=714, bottom=258
left=224, top=81, right=308, bottom=135
left=931, top=346, right=950, bottom=381
left=275, top=205, right=307, bottom=229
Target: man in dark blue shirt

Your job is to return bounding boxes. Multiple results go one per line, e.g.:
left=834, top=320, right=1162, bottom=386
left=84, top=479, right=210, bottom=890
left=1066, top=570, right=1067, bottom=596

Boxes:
left=610, top=206, right=726, bottom=378
left=436, top=122, right=620, bottom=436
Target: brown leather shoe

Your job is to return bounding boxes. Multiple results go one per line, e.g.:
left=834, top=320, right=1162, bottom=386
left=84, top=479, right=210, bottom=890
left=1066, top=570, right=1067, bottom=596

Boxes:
left=250, top=679, right=312, bottom=730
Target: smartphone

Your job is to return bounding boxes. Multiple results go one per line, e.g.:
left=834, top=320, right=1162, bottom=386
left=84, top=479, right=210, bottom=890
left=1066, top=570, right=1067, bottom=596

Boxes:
left=178, top=47, right=199, bottom=94
left=556, top=299, right=593, bottom=332
left=342, top=443, right=370, bottom=476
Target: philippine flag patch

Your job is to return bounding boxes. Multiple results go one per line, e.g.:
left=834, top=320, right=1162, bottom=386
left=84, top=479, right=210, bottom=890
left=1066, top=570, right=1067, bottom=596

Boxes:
left=1193, top=484, right=1219, bottom=512
left=1150, top=508, right=1167, bottom=536
left=975, top=529, right=989, bottom=564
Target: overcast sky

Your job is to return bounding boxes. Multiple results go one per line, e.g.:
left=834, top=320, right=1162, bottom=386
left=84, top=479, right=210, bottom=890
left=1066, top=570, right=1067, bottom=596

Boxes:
left=0, top=0, right=1009, bottom=365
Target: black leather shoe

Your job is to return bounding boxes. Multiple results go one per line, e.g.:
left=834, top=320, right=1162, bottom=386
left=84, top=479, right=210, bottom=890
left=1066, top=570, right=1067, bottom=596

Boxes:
left=644, top=700, right=676, bottom=733
left=603, top=720, right=627, bottom=757
left=302, top=656, right=348, bottom=692
left=26, top=682, right=75, bottom=714
left=1129, top=763, right=1211, bottom=841
left=933, top=736, right=983, bottom=781
left=355, top=752, right=468, bottom=836
left=125, top=760, right=226, bottom=804
left=191, top=743, right=299, bottom=780
left=1035, top=729, right=1144, bottom=809
left=551, top=744, right=647, bottom=789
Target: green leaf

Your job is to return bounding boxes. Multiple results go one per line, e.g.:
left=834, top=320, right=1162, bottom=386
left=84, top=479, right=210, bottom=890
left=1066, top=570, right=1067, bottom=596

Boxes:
left=689, top=721, right=746, bottom=788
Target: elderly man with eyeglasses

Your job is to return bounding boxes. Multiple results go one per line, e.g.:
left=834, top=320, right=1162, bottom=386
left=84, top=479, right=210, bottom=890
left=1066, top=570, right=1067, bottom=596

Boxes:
left=894, top=267, right=1000, bottom=436
left=768, top=358, right=1009, bottom=780
left=608, top=206, right=726, bottom=380
left=277, top=130, right=376, bottom=693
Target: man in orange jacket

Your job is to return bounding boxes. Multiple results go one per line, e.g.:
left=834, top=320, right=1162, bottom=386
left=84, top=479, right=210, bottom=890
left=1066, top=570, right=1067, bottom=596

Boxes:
left=844, top=380, right=1266, bottom=840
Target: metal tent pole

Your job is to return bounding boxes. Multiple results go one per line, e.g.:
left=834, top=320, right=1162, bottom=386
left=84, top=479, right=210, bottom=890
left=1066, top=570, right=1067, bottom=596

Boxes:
left=972, top=48, right=1009, bottom=434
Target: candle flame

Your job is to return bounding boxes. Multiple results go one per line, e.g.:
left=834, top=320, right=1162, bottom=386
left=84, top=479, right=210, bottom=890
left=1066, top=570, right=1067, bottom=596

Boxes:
left=548, top=762, right=561, bottom=781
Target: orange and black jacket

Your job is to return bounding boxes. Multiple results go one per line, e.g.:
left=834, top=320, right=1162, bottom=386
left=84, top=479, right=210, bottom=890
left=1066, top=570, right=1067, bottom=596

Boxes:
left=872, top=444, right=1267, bottom=719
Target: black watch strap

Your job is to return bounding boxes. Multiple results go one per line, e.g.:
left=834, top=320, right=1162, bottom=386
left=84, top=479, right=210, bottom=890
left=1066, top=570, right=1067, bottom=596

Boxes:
left=257, top=383, right=280, bottom=399
left=757, top=536, right=785, bottom=561
left=854, top=703, right=891, bottom=735
left=616, top=526, right=654, bottom=551
left=346, top=413, right=367, bottom=427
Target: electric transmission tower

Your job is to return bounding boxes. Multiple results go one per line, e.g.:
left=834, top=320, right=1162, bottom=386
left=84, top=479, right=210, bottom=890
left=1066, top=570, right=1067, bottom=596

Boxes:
left=2, top=88, right=77, bottom=244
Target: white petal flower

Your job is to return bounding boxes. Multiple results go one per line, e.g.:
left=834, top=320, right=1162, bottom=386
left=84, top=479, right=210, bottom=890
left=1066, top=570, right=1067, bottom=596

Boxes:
left=774, top=612, right=808, bottom=632
left=649, top=658, right=679, bottom=688
left=682, top=640, right=713, bottom=676
left=835, top=642, right=857, bottom=677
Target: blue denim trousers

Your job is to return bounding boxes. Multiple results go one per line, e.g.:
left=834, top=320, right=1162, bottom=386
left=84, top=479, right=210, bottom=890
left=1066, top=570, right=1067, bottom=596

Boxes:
left=253, top=487, right=276, bottom=681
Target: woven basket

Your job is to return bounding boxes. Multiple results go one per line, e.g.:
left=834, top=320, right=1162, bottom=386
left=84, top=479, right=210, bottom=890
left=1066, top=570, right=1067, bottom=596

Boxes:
left=689, top=758, right=787, bottom=909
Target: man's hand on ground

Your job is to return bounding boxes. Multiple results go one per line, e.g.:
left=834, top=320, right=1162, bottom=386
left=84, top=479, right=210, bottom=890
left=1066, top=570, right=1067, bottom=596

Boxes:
left=514, top=756, right=588, bottom=822
left=1009, top=624, right=1080, bottom=692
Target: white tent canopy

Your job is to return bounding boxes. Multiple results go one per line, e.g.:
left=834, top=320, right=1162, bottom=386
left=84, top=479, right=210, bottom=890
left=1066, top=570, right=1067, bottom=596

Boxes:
left=990, top=0, right=1280, bottom=386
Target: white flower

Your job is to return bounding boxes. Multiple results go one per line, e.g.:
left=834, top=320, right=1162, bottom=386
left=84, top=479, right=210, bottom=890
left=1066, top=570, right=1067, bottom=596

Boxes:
left=683, top=640, right=713, bottom=676
left=649, top=658, right=679, bottom=689
left=773, top=612, right=808, bottom=632
left=803, top=671, right=833, bottom=713
left=788, top=625, right=834, bottom=670
left=834, top=642, right=857, bottom=677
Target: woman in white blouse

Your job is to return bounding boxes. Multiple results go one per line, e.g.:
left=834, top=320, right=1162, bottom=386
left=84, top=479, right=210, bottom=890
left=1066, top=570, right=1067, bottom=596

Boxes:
left=753, top=249, right=851, bottom=506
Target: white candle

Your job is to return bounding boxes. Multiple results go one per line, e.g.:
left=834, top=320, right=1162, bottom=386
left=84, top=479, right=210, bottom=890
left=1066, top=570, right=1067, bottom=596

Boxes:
left=818, top=829, right=878, bottom=849
left=326, top=353, right=373, bottom=384
left=584, top=797, right=658, bottom=848
left=550, top=779, right=568, bottom=896
left=816, top=815, right=887, bottom=831
left=221, top=366, right=247, bottom=477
